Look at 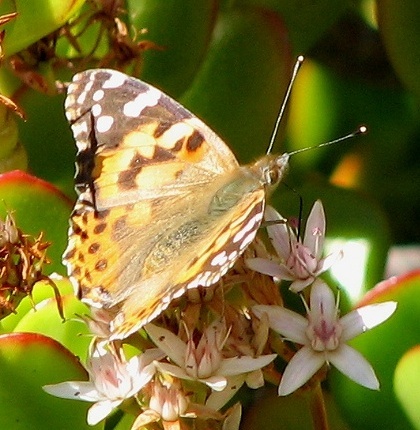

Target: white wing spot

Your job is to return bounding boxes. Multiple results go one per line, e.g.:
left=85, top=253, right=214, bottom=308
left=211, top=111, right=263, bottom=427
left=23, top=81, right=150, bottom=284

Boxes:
left=211, top=251, right=228, bottom=267
left=76, top=91, right=87, bottom=105
left=67, top=82, right=77, bottom=95
left=187, top=278, right=200, bottom=290
left=228, top=250, right=238, bottom=261
left=220, top=263, right=230, bottom=274
left=65, top=108, right=75, bottom=122
left=64, top=97, right=75, bottom=112
left=71, top=121, right=88, bottom=138
left=92, top=104, right=102, bottom=117
left=233, top=225, right=249, bottom=244
left=123, top=87, right=160, bottom=118
left=96, top=115, right=114, bottom=133
left=233, top=212, right=263, bottom=244
left=198, top=271, right=213, bottom=286
left=77, top=81, right=93, bottom=105
left=173, top=286, right=187, bottom=300
left=239, top=232, right=256, bottom=250
left=93, top=89, right=105, bottom=101
left=65, top=86, right=77, bottom=109
left=103, top=72, right=126, bottom=89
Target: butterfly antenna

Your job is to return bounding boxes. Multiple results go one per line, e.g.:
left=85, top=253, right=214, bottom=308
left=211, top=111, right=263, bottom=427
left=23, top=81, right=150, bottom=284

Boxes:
left=297, top=193, right=304, bottom=241
left=288, top=125, right=367, bottom=238
left=266, top=55, right=304, bottom=155
left=287, top=125, right=368, bottom=158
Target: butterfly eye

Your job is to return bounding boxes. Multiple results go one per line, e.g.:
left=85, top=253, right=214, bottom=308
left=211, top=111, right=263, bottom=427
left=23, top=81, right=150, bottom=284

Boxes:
left=260, top=164, right=278, bottom=186
left=267, top=167, right=279, bottom=185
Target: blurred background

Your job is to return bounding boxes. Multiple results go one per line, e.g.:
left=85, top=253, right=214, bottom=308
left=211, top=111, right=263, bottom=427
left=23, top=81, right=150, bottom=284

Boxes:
left=0, top=1, right=420, bottom=429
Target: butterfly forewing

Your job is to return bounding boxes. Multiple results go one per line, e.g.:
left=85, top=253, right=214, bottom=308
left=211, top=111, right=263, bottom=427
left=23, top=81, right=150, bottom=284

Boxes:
left=65, top=69, right=239, bottom=209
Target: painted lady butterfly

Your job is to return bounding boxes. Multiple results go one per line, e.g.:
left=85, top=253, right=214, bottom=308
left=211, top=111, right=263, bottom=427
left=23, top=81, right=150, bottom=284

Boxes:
left=63, top=69, right=289, bottom=339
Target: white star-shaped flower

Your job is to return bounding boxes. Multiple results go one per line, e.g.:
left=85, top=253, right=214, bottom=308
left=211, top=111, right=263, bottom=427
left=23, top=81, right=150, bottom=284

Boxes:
left=253, top=279, right=397, bottom=395
left=43, top=346, right=163, bottom=425
left=145, top=320, right=276, bottom=395
left=247, top=201, right=342, bottom=292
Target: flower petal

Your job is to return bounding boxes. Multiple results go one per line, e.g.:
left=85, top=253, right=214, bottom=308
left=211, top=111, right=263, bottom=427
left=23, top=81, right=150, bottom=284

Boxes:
left=131, top=409, right=161, bottom=429
left=218, top=354, right=277, bottom=376
left=289, top=277, right=313, bottom=293
left=43, top=381, right=99, bottom=402
left=145, top=323, right=187, bottom=366
left=135, top=348, right=165, bottom=371
left=223, top=403, right=242, bottom=430
left=245, top=369, right=265, bottom=389
left=202, top=375, right=228, bottom=391
left=246, top=258, right=290, bottom=278
left=340, top=302, right=397, bottom=341
left=206, top=375, right=246, bottom=410
left=87, top=399, right=121, bottom=425
left=253, top=305, right=308, bottom=345
left=264, top=205, right=294, bottom=260
left=126, top=349, right=163, bottom=394
left=155, top=362, right=192, bottom=381
left=136, top=362, right=159, bottom=394
left=316, top=250, right=343, bottom=274
left=327, top=344, right=379, bottom=390
left=278, top=347, right=325, bottom=395
left=303, top=200, right=325, bottom=259
left=309, top=280, right=337, bottom=324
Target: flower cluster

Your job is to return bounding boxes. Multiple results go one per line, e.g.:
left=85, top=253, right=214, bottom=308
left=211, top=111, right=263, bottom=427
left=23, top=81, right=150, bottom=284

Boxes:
left=43, top=201, right=396, bottom=429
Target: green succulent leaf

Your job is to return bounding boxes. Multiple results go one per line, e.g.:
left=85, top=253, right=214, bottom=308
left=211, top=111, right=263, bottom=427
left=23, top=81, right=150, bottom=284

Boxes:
left=0, top=170, right=72, bottom=274
left=0, top=0, right=85, bottom=57
left=128, top=0, right=219, bottom=97
left=181, top=7, right=292, bottom=164
left=394, top=345, right=420, bottom=430
left=377, top=0, right=420, bottom=101
left=0, top=332, right=99, bottom=429
left=330, top=271, right=420, bottom=429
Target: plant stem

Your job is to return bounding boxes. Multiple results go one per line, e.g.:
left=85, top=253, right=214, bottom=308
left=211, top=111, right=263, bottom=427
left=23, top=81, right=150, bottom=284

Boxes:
left=309, top=382, right=329, bottom=430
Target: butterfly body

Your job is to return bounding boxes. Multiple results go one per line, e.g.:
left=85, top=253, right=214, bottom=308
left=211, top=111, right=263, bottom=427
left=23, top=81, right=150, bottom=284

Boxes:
left=64, top=69, right=288, bottom=339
